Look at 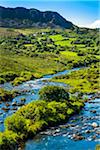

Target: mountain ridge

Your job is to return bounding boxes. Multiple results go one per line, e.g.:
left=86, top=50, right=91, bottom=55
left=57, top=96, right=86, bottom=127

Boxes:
left=0, top=6, right=75, bottom=29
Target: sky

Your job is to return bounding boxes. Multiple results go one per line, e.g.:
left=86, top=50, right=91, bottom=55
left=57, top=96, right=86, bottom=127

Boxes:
left=0, top=0, right=100, bottom=28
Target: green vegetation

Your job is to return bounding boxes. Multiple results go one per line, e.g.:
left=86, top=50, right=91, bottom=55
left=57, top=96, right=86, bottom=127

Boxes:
left=60, top=51, right=79, bottom=61
left=0, top=71, right=35, bottom=85
left=0, top=85, right=84, bottom=149
left=0, top=28, right=99, bottom=85
left=39, top=85, right=69, bottom=102
left=0, top=27, right=99, bottom=149
left=0, top=88, right=22, bottom=101
left=0, top=131, right=19, bottom=150
left=0, top=28, right=19, bottom=38
left=0, top=6, right=74, bottom=29
left=96, top=145, right=100, bottom=150
left=51, top=64, right=99, bottom=94
left=49, top=34, right=64, bottom=41
left=12, top=71, right=35, bottom=86
left=0, top=71, right=18, bottom=84
left=0, top=88, right=13, bottom=101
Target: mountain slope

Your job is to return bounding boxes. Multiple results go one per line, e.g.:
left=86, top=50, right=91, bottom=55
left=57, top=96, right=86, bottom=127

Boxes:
left=0, top=6, right=75, bottom=29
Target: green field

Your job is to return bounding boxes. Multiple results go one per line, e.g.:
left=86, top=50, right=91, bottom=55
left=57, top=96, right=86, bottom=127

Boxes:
left=0, top=27, right=99, bottom=149
left=51, top=64, right=99, bottom=93
left=60, top=51, right=79, bottom=60
left=0, top=27, right=99, bottom=84
left=49, top=34, right=64, bottom=41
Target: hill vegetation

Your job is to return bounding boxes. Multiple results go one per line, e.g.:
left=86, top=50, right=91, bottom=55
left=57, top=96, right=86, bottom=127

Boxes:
left=0, top=27, right=99, bottom=85
left=0, top=6, right=74, bottom=29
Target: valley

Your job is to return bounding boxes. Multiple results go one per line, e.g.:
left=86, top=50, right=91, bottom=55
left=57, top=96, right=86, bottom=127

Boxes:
left=0, top=6, right=99, bottom=150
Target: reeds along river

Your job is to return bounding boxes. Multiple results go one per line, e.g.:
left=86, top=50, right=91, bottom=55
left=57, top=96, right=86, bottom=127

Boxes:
left=0, top=67, right=100, bottom=150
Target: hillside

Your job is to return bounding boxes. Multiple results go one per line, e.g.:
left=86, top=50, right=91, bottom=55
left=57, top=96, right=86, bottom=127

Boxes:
left=0, top=6, right=75, bottom=29
left=0, top=27, right=99, bottom=84
left=0, top=27, right=99, bottom=150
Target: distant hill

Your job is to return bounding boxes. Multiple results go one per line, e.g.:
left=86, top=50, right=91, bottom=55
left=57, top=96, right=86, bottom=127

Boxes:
left=0, top=6, right=75, bottom=29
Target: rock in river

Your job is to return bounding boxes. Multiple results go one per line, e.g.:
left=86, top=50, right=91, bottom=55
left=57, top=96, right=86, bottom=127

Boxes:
left=85, top=130, right=91, bottom=134
left=2, top=107, right=10, bottom=112
left=12, top=102, right=17, bottom=106
left=91, top=122, right=98, bottom=128
left=90, top=110, right=96, bottom=113
left=72, top=134, right=85, bottom=141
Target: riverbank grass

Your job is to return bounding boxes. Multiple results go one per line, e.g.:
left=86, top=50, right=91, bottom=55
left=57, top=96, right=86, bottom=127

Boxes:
left=51, top=64, right=99, bottom=93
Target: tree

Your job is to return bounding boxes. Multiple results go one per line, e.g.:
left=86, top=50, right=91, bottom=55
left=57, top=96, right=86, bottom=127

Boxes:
left=39, top=85, right=69, bottom=102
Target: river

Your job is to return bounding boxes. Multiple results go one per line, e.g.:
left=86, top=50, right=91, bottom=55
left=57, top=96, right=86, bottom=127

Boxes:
left=0, top=67, right=99, bottom=150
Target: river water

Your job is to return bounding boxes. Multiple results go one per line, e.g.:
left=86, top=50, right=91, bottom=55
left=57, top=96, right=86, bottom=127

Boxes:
left=24, top=97, right=100, bottom=150
left=0, top=68, right=100, bottom=150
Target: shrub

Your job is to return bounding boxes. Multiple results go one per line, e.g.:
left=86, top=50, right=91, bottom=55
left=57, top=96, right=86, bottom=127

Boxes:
left=46, top=101, right=68, bottom=124
left=0, top=77, right=6, bottom=84
left=2, top=95, right=84, bottom=148
left=0, top=88, right=23, bottom=101
left=4, top=100, right=69, bottom=135
left=5, top=115, right=27, bottom=135
left=28, top=120, right=47, bottom=135
left=12, top=72, right=35, bottom=86
left=0, top=131, right=19, bottom=150
left=0, top=72, right=18, bottom=82
left=67, top=108, right=74, bottom=115
left=71, top=101, right=84, bottom=112
left=39, top=85, right=69, bottom=102
left=12, top=77, right=26, bottom=86
left=0, top=88, right=13, bottom=101
left=20, top=71, right=35, bottom=80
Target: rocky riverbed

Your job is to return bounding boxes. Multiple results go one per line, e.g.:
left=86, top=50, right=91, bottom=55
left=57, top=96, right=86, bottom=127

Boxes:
left=24, top=95, right=100, bottom=150
left=0, top=68, right=79, bottom=132
left=0, top=68, right=100, bottom=150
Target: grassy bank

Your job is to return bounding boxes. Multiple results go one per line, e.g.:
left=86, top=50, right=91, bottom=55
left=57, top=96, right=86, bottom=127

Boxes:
left=0, top=88, right=25, bottom=101
left=51, top=64, right=99, bottom=94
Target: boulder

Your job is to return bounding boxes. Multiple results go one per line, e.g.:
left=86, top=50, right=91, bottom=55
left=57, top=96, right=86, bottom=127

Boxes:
left=72, top=134, right=85, bottom=140
left=91, top=122, right=98, bottom=128
left=85, top=130, right=91, bottom=134
left=90, top=110, right=96, bottom=113
left=12, top=102, right=17, bottom=106
left=5, top=103, right=10, bottom=107
left=2, top=107, right=10, bottom=112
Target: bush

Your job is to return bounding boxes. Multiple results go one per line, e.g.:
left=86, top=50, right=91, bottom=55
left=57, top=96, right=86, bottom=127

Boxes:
left=12, top=77, right=26, bottom=86
left=5, top=115, right=28, bottom=135
left=39, top=85, right=69, bottom=102
left=4, top=98, right=83, bottom=136
left=20, top=71, right=35, bottom=80
left=0, top=72, right=18, bottom=82
left=46, top=101, right=68, bottom=125
left=0, top=83, right=84, bottom=149
left=4, top=100, right=71, bottom=135
left=0, top=131, right=19, bottom=150
left=12, top=72, right=35, bottom=86
left=28, top=120, right=47, bottom=135
left=0, top=88, right=13, bottom=101
left=2, top=94, right=84, bottom=148
left=0, top=88, right=23, bottom=101
left=0, top=78, right=6, bottom=84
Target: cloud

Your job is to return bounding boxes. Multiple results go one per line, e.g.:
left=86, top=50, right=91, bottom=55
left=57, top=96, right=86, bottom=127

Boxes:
left=78, top=20, right=100, bottom=29
left=89, top=20, right=100, bottom=29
